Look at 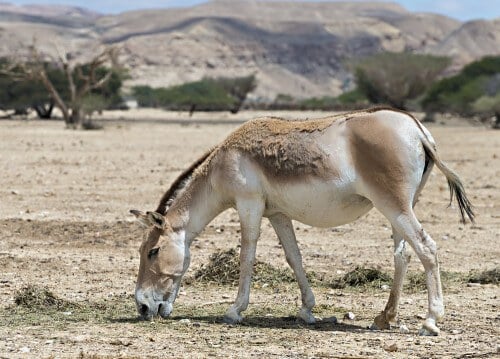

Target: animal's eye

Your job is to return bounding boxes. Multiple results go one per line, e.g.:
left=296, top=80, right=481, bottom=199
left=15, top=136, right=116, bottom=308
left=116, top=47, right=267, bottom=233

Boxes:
left=148, top=247, right=160, bottom=259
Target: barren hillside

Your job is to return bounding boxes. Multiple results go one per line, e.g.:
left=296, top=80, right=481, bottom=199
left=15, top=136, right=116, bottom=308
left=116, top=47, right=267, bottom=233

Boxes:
left=0, top=1, right=498, bottom=99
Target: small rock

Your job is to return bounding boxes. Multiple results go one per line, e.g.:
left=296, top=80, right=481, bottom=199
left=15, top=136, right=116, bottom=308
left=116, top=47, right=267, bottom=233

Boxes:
left=179, top=318, right=191, bottom=325
left=344, top=312, right=356, bottom=320
left=19, top=347, right=30, bottom=353
left=441, top=235, right=449, bottom=240
left=11, top=190, right=19, bottom=195
left=192, top=322, right=202, bottom=327
left=381, top=284, right=390, bottom=291
left=62, top=311, right=72, bottom=316
left=451, top=329, right=463, bottom=335
left=467, top=282, right=481, bottom=288
left=399, top=324, right=410, bottom=334
left=384, top=343, right=398, bottom=352
left=44, top=340, right=54, bottom=345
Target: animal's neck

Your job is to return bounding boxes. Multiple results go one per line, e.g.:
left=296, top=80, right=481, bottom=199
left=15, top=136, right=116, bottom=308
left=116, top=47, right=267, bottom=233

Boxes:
left=166, top=175, right=225, bottom=246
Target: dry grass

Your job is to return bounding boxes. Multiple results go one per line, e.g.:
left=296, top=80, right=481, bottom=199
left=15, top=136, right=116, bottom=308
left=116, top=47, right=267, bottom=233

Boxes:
left=468, top=267, right=500, bottom=285
left=191, top=248, right=296, bottom=286
left=190, top=249, right=487, bottom=292
left=330, top=266, right=392, bottom=289
left=14, top=285, right=79, bottom=311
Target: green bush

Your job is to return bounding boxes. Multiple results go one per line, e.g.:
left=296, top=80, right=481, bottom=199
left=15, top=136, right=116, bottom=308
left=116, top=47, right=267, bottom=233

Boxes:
left=422, top=55, right=500, bottom=115
left=132, top=75, right=255, bottom=113
left=337, top=88, right=369, bottom=106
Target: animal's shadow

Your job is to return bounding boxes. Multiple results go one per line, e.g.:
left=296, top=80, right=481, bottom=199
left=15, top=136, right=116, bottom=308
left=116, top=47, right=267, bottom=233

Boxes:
left=111, top=314, right=369, bottom=332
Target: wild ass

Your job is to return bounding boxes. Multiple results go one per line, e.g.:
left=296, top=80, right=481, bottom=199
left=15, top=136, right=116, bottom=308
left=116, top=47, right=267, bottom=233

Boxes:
left=131, top=107, right=474, bottom=336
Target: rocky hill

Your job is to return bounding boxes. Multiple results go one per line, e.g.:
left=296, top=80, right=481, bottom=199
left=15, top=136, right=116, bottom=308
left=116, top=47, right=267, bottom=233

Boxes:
left=0, top=0, right=499, bottom=100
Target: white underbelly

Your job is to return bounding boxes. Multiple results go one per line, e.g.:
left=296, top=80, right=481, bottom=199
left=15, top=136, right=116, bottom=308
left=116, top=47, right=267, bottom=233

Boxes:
left=263, top=180, right=373, bottom=227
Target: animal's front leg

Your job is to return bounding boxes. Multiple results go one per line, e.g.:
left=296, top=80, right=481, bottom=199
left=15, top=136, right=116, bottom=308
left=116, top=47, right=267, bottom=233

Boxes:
left=269, top=213, right=316, bottom=324
left=223, top=198, right=264, bottom=324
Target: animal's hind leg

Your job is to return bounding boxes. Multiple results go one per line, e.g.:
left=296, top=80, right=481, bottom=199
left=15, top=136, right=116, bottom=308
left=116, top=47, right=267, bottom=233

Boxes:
left=380, top=208, right=444, bottom=335
left=372, top=226, right=411, bottom=330
left=269, top=214, right=316, bottom=324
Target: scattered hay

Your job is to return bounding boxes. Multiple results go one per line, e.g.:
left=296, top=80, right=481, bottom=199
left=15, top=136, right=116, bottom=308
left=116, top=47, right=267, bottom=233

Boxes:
left=14, top=285, right=78, bottom=311
left=331, top=266, right=391, bottom=289
left=192, top=248, right=296, bottom=286
left=253, top=261, right=296, bottom=286
left=192, top=249, right=481, bottom=291
left=468, top=267, right=500, bottom=285
left=404, top=271, right=426, bottom=291
left=193, top=248, right=240, bottom=285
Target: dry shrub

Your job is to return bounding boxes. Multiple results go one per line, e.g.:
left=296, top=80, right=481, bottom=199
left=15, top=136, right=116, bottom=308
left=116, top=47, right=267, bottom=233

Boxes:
left=192, top=248, right=295, bottom=286
left=331, top=266, right=391, bottom=289
left=468, top=267, right=500, bottom=285
left=14, top=285, right=78, bottom=311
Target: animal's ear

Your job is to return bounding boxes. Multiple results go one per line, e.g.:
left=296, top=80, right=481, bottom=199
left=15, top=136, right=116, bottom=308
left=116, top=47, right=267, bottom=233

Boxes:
left=146, top=211, right=166, bottom=230
left=129, top=209, right=166, bottom=229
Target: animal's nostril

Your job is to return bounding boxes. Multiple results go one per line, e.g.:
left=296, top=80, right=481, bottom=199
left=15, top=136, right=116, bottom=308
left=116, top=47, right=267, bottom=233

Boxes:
left=139, top=304, right=149, bottom=316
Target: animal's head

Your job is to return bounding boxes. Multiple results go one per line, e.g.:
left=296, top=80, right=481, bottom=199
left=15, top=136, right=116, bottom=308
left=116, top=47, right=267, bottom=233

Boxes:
left=130, top=209, right=189, bottom=320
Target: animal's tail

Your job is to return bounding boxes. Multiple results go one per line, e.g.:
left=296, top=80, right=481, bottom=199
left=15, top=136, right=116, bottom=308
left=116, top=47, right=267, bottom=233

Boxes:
left=420, top=136, right=475, bottom=224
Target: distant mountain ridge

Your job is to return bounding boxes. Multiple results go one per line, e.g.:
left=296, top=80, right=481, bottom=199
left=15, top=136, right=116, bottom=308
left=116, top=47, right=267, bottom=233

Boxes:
left=1, top=1, right=499, bottom=100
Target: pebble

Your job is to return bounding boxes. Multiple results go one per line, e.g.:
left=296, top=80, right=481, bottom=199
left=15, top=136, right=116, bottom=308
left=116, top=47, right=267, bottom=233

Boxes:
left=399, top=324, right=410, bottom=334
left=20, top=347, right=30, bottom=353
left=383, top=343, right=398, bottom=352
left=381, top=284, right=390, bottom=291
left=344, top=312, right=356, bottom=320
left=467, top=283, right=481, bottom=287
left=179, top=318, right=191, bottom=325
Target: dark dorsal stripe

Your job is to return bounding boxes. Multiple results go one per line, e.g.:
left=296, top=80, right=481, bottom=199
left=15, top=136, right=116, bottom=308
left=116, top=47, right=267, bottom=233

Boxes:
left=155, top=149, right=213, bottom=215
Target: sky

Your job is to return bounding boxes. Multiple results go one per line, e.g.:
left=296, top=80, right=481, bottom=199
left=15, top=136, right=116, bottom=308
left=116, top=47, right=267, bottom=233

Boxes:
left=4, top=0, right=500, bottom=21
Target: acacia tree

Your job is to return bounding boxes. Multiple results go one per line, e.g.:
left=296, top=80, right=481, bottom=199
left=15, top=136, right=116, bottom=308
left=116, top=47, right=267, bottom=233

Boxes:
left=8, top=44, right=120, bottom=128
left=354, top=52, right=450, bottom=109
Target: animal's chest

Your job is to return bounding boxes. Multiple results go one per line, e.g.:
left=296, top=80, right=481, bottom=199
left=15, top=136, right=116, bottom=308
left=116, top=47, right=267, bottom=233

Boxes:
left=263, top=180, right=373, bottom=227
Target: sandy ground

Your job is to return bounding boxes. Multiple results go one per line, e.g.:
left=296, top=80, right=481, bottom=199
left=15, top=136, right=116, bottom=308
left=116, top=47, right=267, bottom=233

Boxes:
left=0, top=111, right=498, bottom=358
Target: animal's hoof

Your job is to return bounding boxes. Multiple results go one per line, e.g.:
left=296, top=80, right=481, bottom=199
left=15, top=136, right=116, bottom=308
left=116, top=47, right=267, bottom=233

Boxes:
left=418, top=327, right=439, bottom=336
left=298, top=308, right=316, bottom=324
left=222, top=312, right=242, bottom=324
left=372, top=313, right=391, bottom=330
left=418, top=320, right=440, bottom=336
left=418, top=323, right=439, bottom=337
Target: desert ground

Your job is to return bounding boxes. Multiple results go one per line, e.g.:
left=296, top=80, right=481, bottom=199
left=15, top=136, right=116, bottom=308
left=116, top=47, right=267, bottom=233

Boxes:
left=0, top=110, right=498, bottom=358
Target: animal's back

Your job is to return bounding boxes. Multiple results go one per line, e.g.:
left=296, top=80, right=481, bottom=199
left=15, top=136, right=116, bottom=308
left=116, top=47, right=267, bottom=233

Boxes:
left=217, top=109, right=383, bottom=180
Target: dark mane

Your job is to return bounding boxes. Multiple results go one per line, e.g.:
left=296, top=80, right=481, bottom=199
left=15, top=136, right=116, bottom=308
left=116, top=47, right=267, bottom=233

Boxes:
left=155, top=149, right=213, bottom=215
